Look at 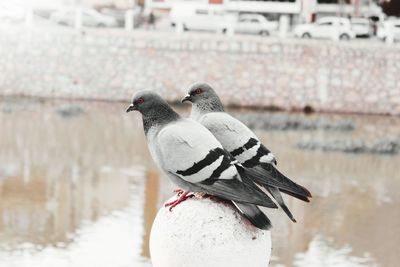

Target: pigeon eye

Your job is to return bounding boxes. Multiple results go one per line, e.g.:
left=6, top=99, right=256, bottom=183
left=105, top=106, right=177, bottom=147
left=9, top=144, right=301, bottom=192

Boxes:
left=137, top=98, right=144, bottom=104
left=195, top=88, right=202, bottom=95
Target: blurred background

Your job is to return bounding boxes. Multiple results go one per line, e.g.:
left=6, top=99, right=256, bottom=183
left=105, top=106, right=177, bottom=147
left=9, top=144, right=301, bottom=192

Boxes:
left=0, top=0, right=399, bottom=266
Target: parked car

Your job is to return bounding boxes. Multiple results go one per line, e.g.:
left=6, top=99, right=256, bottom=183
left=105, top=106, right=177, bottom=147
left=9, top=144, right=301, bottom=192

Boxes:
left=234, top=14, right=278, bottom=36
left=294, top=17, right=356, bottom=40
left=170, top=3, right=235, bottom=33
left=377, top=19, right=400, bottom=42
left=350, top=17, right=373, bottom=37
left=50, top=8, right=118, bottom=27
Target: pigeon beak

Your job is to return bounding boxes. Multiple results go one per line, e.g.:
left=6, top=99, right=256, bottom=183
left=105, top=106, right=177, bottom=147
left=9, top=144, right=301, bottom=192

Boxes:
left=181, top=95, right=192, bottom=103
left=126, top=103, right=136, bottom=113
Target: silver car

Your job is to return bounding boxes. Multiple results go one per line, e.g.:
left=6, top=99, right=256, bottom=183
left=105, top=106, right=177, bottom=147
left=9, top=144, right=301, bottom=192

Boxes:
left=50, top=8, right=118, bottom=27
left=234, top=14, right=278, bottom=36
left=294, top=17, right=356, bottom=40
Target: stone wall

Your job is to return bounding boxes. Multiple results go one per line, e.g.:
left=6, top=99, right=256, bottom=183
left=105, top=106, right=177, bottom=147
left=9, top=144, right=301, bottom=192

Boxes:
left=1, top=28, right=399, bottom=115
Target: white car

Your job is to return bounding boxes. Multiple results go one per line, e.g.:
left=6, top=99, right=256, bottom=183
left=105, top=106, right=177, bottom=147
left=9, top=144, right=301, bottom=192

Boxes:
left=351, top=18, right=373, bottom=37
left=50, top=8, right=118, bottom=27
left=294, top=17, right=356, bottom=40
left=234, top=14, right=278, bottom=36
left=377, top=20, right=400, bottom=42
left=170, top=3, right=235, bottom=33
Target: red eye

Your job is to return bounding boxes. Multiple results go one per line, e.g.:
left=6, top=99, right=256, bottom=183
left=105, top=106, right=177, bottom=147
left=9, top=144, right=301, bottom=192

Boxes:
left=137, top=98, right=144, bottom=104
left=195, top=88, right=202, bottom=94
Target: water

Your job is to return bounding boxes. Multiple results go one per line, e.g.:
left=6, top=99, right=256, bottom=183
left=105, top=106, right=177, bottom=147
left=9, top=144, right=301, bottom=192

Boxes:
left=0, top=97, right=399, bottom=267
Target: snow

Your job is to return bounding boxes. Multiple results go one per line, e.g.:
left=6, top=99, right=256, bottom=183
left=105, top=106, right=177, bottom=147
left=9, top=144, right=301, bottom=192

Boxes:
left=150, top=196, right=271, bottom=267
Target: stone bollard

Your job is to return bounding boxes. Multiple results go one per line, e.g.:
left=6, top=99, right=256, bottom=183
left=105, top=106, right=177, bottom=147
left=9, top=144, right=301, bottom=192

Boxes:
left=150, top=196, right=272, bottom=267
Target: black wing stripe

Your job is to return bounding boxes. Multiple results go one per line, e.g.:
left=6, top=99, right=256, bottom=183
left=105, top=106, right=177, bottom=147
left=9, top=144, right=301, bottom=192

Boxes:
left=259, top=144, right=272, bottom=154
left=176, top=147, right=225, bottom=177
left=229, top=147, right=244, bottom=157
left=244, top=138, right=258, bottom=150
left=242, top=146, right=264, bottom=168
left=230, top=138, right=258, bottom=157
left=200, top=155, right=233, bottom=185
left=211, top=155, right=232, bottom=178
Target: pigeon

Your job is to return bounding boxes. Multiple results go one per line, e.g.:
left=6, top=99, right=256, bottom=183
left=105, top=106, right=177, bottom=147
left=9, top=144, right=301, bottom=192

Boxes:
left=182, top=82, right=312, bottom=222
left=126, top=90, right=278, bottom=230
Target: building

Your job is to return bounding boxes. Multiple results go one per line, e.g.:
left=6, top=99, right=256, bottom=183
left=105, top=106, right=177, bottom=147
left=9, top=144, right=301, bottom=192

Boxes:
left=315, top=0, right=384, bottom=19
left=145, top=0, right=302, bottom=14
left=23, top=0, right=137, bottom=9
left=145, top=0, right=383, bottom=23
left=145, top=0, right=304, bottom=34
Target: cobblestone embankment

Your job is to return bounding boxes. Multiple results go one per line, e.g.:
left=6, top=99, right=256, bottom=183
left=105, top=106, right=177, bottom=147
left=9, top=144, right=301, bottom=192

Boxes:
left=0, top=28, right=399, bottom=115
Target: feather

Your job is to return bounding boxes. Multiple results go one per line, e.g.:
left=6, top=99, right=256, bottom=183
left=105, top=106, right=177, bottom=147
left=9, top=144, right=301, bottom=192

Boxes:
left=233, top=202, right=272, bottom=230
left=152, top=119, right=277, bottom=208
left=266, top=186, right=296, bottom=222
left=245, top=164, right=312, bottom=200
left=197, top=177, right=277, bottom=208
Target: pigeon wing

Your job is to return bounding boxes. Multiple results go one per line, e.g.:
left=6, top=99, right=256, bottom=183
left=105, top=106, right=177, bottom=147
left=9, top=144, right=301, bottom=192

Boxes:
left=198, top=112, right=311, bottom=200
left=156, top=119, right=277, bottom=207
left=156, top=119, right=235, bottom=183
left=199, top=112, right=277, bottom=166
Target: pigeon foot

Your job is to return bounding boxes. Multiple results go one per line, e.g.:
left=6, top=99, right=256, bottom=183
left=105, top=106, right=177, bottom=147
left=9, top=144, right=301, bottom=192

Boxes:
left=173, top=188, right=185, bottom=196
left=165, top=192, right=194, bottom=211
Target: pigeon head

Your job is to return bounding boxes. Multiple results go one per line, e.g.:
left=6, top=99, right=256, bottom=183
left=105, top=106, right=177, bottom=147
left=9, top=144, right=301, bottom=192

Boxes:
left=126, top=90, right=180, bottom=133
left=182, top=82, right=224, bottom=113
left=126, top=90, right=165, bottom=115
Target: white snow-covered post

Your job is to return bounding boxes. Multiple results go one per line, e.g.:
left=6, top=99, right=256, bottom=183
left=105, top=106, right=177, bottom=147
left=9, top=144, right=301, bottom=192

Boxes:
left=386, top=30, right=394, bottom=44
left=279, top=14, right=290, bottom=38
left=175, top=22, right=184, bottom=34
left=74, top=8, right=82, bottom=30
left=226, top=25, right=234, bottom=36
left=125, top=9, right=134, bottom=31
left=25, top=6, right=34, bottom=27
left=150, top=196, right=272, bottom=267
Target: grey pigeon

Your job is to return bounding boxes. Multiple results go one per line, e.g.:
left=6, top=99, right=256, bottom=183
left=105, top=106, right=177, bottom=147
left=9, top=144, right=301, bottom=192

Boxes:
left=182, top=83, right=312, bottom=222
left=126, top=90, right=278, bottom=230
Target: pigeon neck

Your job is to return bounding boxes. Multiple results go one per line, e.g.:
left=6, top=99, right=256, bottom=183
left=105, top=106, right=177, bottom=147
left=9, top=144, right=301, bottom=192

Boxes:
left=143, top=106, right=180, bottom=135
left=192, top=99, right=224, bottom=119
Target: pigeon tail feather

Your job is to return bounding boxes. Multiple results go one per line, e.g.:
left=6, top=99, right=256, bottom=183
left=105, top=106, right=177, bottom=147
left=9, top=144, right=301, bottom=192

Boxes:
left=244, top=164, right=312, bottom=201
left=265, top=186, right=296, bottom=222
left=233, top=201, right=272, bottom=230
left=198, top=177, right=278, bottom=208
left=279, top=189, right=310, bottom=202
